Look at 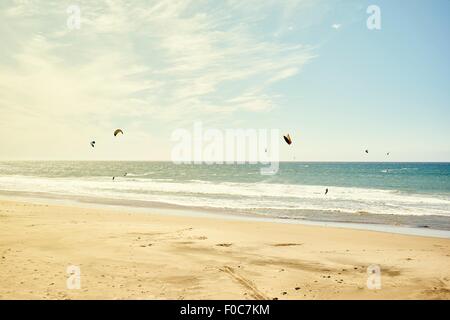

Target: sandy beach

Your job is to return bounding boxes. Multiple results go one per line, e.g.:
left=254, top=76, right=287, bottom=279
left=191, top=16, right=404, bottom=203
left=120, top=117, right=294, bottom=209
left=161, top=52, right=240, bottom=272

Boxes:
left=0, top=199, right=449, bottom=300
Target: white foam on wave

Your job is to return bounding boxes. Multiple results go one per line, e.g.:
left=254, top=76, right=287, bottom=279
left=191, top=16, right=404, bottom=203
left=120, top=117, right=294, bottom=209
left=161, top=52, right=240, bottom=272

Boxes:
left=381, top=167, right=419, bottom=173
left=0, top=175, right=449, bottom=217
left=124, top=172, right=154, bottom=177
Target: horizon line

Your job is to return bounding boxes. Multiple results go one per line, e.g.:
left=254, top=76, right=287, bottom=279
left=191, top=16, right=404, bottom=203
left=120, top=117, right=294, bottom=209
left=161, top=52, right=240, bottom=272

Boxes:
left=1, top=160, right=449, bottom=164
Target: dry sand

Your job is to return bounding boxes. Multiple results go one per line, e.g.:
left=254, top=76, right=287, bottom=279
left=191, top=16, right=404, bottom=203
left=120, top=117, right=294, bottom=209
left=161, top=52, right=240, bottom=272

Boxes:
left=0, top=199, right=449, bottom=300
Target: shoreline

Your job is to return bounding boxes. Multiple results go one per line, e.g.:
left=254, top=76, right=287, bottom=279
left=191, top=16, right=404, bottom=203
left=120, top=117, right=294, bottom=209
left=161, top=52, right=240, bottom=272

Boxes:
left=0, top=190, right=449, bottom=239
left=0, top=198, right=449, bottom=299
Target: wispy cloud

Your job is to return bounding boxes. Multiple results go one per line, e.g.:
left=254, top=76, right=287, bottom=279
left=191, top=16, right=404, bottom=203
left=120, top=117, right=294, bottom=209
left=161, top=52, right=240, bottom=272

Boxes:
left=0, top=0, right=315, bottom=159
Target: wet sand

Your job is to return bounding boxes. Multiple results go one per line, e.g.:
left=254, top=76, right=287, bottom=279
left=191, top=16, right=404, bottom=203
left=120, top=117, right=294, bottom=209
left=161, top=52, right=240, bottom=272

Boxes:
left=0, top=199, right=449, bottom=299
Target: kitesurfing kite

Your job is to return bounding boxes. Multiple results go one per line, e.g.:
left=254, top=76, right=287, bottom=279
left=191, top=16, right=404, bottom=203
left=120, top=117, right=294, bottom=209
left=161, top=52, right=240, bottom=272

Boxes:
left=283, top=134, right=292, bottom=145
left=114, top=129, right=123, bottom=137
left=365, top=149, right=369, bottom=154
left=90, top=141, right=96, bottom=148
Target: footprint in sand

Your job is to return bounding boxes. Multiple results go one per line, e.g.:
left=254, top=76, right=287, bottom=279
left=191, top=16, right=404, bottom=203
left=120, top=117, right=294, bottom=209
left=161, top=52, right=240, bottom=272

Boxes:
left=272, top=243, right=303, bottom=247
left=216, top=243, right=232, bottom=247
left=177, top=241, right=195, bottom=245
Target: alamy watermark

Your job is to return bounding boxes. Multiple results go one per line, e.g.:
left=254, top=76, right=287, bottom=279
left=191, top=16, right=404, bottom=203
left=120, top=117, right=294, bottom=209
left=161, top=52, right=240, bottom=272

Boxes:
left=171, top=122, right=280, bottom=175
left=366, top=264, right=381, bottom=290
left=66, top=265, right=81, bottom=289
left=67, top=4, right=81, bottom=30
left=367, top=5, right=381, bottom=30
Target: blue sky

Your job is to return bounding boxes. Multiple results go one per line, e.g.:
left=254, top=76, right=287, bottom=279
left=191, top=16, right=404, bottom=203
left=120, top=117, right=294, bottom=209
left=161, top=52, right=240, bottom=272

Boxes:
left=0, top=0, right=448, bottom=161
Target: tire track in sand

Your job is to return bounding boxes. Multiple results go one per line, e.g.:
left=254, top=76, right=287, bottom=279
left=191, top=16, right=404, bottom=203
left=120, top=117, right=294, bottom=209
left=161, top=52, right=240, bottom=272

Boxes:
left=219, top=266, right=268, bottom=300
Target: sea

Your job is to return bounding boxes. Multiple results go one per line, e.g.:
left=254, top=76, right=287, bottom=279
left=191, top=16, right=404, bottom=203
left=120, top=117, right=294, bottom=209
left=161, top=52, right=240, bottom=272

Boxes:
left=0, top=161, right=449, bottom=236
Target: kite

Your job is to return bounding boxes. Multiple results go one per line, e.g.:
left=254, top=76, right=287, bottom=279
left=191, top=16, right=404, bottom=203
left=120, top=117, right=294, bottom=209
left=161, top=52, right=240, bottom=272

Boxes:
left=283, top=134, right=292, bottom=145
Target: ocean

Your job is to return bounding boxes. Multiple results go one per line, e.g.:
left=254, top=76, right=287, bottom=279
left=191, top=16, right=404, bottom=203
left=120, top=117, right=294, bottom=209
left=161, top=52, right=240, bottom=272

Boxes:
left=0, top=161, right=449, bottom=232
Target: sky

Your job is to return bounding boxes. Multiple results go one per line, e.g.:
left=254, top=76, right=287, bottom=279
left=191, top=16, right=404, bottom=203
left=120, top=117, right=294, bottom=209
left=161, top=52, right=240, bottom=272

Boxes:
left=0, top=0, right=449, bottom=161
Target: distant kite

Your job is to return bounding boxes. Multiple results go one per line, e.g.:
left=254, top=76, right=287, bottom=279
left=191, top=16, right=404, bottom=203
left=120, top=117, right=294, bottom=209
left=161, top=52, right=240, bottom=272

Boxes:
left=114, top=129, right=123, bottom=137
left=387, top=152, right=390, bottom=156
left=283, top=134, right=292, bottom=145
left=325, top=188, right=329, bottom=195
left=365, top=149, right=369, bottom=154
left=90, top=141, right=96, bottom=148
